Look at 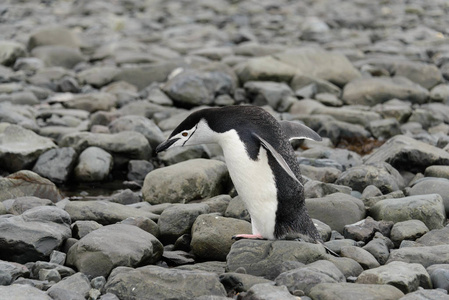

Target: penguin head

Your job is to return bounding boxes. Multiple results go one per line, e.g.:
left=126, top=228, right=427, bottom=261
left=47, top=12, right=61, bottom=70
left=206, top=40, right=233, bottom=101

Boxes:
left=155, top=110, right=218, bottom=153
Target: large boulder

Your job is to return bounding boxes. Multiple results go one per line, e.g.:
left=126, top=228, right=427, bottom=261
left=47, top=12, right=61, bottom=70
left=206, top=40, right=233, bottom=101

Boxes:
left=0, top=125, right=57, bottom=172
left=142, top=159, right=229, bottom=204
left=104, top=266, right=227, bottom=299
left=66, top=224, right=163, bottom=278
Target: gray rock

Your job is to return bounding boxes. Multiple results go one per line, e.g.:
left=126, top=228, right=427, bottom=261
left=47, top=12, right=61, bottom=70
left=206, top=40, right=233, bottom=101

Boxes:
left=109, top=189, right=141, bottom=205
left=158, top=203, right=209, bottom=244
left=363, top=235, right=392, bottom=265
left=49, top=250, right=66, bottom=265
left=224, top=195, right=250, bottom=222
left=415, top=226, right=449, bottom=247
left=244, top=81, right=295, bottom=111
left=127, top=160, right=154, bottom=182
left=304, top=179, right=352, bottom=199
left=336, top=162, right=404, bottom=194
left=343, top=217, right=393, bottom=243
left=0, top=284, right=53, bottom=300
left=241, top=283, right=297, bottom=300
left=77, top=66, right=118, bottom=88
left=424, top=166, right=449, bottom=180
left=158, top=145, right=208, bottom=165
left=31, top=46, right=86, bottom=69
left=74, top=146, right=113, bottom=182
left=176, top=261, right=227, bottom=275
left=309, top=282, right=404, bottom=300
left=275, top=260, right=345, bottom=294
left=314, top=219, right=332, bottom=242
left=370, top=194, right=445, bottom=230
left=67, top=224, right=163, bottom=278
left=191, top=214, right=252, bottom=261
left=9, top=196, right=54, bottom=215
left=340, top=246, right=380, bottom=269
left=0, top=206, right=71, bottom=263
left=235, top=55, right=297, bottom=83
left=226, top=239, right=327, bottom=280
left=120, top=216, right=160, bottom=238
left=32, top=147, right=77, bottom=184
left=305, top=193, right=365, bottom=233
left=390, top=220, right=430, bottom=247
left=46, top=272, right=91, bottom=299
left=430, top=84, right=449, bottom=103
left=0, top=102, right=38, bottom=130
left=104, top=266, right=227, bottom=299
left=325, top=256, right=364, bottom=278
left=301, top=146, right=363, bottom=171
left=201, top=194, right=231, bottom=215
left=407, top=177, right=449, bottom=214
left=13, top=57, right=44, bottom=74
left=300, top=165, right=341, bottom=183
left=316, top=118, right=372, bottom=145
left=142, top=159, right=229, bottom=204
left=290, top=74, right=341, bottom=97
left=387, top=245, right=449, bottom=267
left=219, top=272, right=273, bottom=293
left=357, top=261, right=431, bottom=293
left=372, top=99, right=413, bottom=123
left=62, top=92, right=116, bottom=113
left=30, top=261, right=75, bottom=279
left=64, top=200, right=159, bottom=225
left=71, top=220, right=103, bottom=239
left=274, top=48, right=361, bottom=86
left=427, top=264, right=449, bottom=291
left=398, top=289, right=449, bottom=300
left=59, top=131, right=151, bottom=163
left=38, top=268, right=61, bottom=282
left=323, top=239, right=357, bottom=256
left=392, top=61, right=442, bottom=90
left=108, top=115, right=165, bottom=151
left=343, top=77, right=429, bottom=106
left=0, top=91, right=39, bottom=105
left=0, top=41, right=27, bottom=66
left=28, top=26, right=81, bottom=50
left=162, top=250, right=195, bottom=266
left=0, top=260, right=29, bottom=285
left=364, top=135, right=449, bottom=173
left=0, top=125, right=57, bottom=172
left=369, top=118, right=402, bottom=140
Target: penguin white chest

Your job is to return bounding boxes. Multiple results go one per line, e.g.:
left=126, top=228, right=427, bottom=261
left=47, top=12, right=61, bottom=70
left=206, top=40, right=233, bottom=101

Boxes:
left=218, top=130, right=278, bottom=239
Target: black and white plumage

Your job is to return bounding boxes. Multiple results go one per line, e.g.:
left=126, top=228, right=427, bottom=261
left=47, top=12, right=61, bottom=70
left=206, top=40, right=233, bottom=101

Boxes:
left=156, top=105, right=322, bottom=242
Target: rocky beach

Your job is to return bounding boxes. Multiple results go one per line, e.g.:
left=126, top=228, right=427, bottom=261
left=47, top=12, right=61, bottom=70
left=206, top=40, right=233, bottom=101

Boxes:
left=1, top=0, right=449, bottom=299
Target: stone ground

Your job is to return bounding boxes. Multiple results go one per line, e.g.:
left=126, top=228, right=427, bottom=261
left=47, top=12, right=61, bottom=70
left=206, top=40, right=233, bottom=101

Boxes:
left=1, top=0, right=449, bottom=299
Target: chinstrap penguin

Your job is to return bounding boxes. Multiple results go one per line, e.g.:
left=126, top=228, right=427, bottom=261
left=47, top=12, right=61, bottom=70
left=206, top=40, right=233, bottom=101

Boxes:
left=156, top=105, right=322, bottom=243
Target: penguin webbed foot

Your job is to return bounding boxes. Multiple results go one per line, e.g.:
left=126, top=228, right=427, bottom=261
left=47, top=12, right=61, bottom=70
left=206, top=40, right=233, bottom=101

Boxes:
left=232, top=234, right=265, bottom=241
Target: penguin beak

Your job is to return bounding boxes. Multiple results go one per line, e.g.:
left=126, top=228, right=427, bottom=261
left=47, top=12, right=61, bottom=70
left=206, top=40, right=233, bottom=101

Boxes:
left=155, top=138, right=179, bottom=153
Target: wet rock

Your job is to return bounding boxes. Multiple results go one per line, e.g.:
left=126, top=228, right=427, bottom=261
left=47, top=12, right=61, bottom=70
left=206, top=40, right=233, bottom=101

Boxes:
left=387, top=245, right=449, bottom=268
left=66, top=224, right=163, bottom=278
left=370, top=194, right=445, bottom=230
left=191, top=214, right=252, bottom=261
left=142, top=159, right=229, bottom=204
left=59, top=131, right=151, bottom=162
left=0, top=260, right=29, bottom=285
left=407, top=177, right=449, bottom=214
left=104, top=266, right=227, bottom=299
left=32, top=147, right=77, bottom=184
left=64, top=200, right=159, bottom=225
left=343, top=77, right=429, bottom=106
left=0, top=206, right=71, bottom=263
left=364, top=135, right=449, bottom=173
left=305, top=193, right=365, bottom=233
left=336, top=162, right=404, bottom=194
left=74, top=146, right=113, bottom=182
left=309, top=283, right=404, bottom=300
left=0, top=284, right=53, bottom=300
left=226, top=239, right=327, bottom=280
left=108, top=115, right=165, bottom=150
left=275, top=260, right=345, bottom=294
left=390, top=220, right=430, bottom=247
left=340, top=246, right=380, bottom=270
left=0, top=124, right=56, bottom=172
left=158, top=203, right=209, bottom=244
left=241, top=283, right=297, bottom=300
left=357, top=261, right=431, bottom=293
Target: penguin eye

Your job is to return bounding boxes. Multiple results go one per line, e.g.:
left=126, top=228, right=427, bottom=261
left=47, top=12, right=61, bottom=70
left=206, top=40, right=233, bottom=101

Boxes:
left=182, top=132, right=188, bottom=137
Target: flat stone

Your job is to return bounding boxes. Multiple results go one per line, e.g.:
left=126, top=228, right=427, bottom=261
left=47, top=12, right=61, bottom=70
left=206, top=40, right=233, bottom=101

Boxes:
left=370, top=194, right=445, bottom=230
left=390, top=220, right=430, bottom=247
left=387, top=245, right=449, bottom=268
left=62, top=92, right=117, bottom=113
left=309, top=283, right=404, bottom=300
left=415, top=226, right=449, bottom=247
left=241, top=283, right=297, bottom=300
left=28, top=26, right=81, bottom=50
left=0, top=284, right=53, bottom=300
left=104, top=266, right=227, bottom=299
left=9, top=196, right=54, bottom=215
left=0, top=124, right=57, bottom=172
left=398, top=289, right=449, bottom=300
left=46, top=272, right=91, bottom=299
left=340, top=246, right=380, bottom=270
left=142, top=159, right=229, bottom=204
left=235, top=55, right=297, bottom=83
left=357, top=261, right=431, bottom=293
left=67, top=224, right=163, bottom=278
left=407, top=177, right=449, bottom=214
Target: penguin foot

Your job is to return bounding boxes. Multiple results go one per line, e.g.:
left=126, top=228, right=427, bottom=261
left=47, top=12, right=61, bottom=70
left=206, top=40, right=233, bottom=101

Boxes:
left=232, top=234, right=265, bottom=240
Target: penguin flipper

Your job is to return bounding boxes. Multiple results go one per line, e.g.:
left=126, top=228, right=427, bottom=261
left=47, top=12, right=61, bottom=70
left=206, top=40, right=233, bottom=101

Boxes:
left=279, top=121, right=322, bottom=142
left=252, top=132, right=303, bottom=187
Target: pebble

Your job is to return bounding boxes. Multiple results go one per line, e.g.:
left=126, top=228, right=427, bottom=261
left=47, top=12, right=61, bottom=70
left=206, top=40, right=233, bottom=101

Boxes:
left=1, top=0, right=449, bottom=299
